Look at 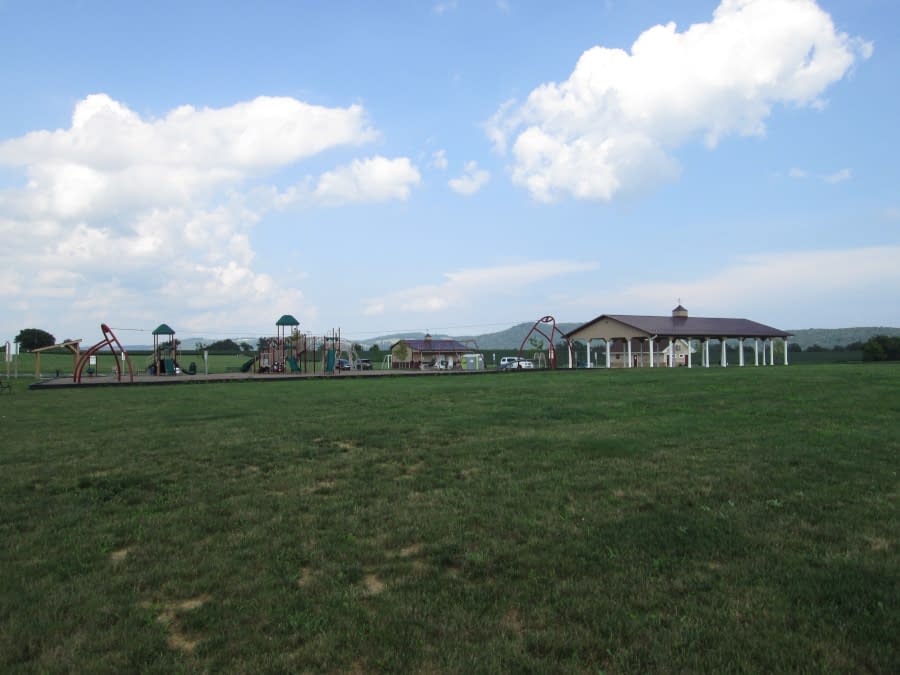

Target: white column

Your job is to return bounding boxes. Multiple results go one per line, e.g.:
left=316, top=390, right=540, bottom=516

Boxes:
left=586, top=340, right=591, bottom=368
left=721, top=339, right=728, bottom=367
left=754, top=339, right=759, bottom=366
left=687, top=338, right=692, bottom=368
left=668, top=338, right=675, bottom=367
left=626, top=338, right=633, bottom=368
left=605, top=340, right=611, bottom=369
left=784, top=338, right=789, bottom=366
left=704, top=339, right=710, bottom=368
left=770, top=339, right=775, bottom=366
left=738, top=338, right=745, bottom=367
left=649, top=338, right=655, bottom=368
left=568, top=344, right=573, bottom=369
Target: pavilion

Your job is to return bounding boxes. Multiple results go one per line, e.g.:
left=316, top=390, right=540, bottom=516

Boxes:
left=564, top=305, right=791, bottom=368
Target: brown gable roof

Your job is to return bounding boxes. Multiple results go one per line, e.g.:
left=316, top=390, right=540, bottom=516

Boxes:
left=567, top=314, right=790, bottom=339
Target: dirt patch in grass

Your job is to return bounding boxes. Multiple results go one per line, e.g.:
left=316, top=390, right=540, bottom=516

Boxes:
left=300, top=479, right=337, bottom=495
left=501, top=608, right=524, bottom=635
left=141, top=594, right=211, bottom=653
left=297, top=566, right=313, bottom=587
left=175, top=596, right=210, bottom=612
left=867, top=537, right=890, bottom=551
left=167, top=630, right=200, bottom=653
left=396, top=461, right=424, bottom=480
left=110, top=547, right=131, bottom=563
left=444, top=562, right=461, bottom=579
left=399, top=543, right=424, bottom=558
left=363, top=574, right=385, bottom=596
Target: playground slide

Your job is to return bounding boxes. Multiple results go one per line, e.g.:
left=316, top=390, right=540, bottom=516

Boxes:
left=240, top=357, right=255, bottom=373
left=287, top=357, right=301, bottom=373
left=164, top=358, right=176, bottom=375
left=176, top=361, right=197, bottom=375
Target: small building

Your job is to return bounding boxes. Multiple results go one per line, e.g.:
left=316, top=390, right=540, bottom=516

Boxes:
left=391, top=334, right=470, bottom=369
left=566, top=305, right=791, bottom=368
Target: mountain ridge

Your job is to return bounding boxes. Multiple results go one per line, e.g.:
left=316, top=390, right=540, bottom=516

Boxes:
left=130, top=325, right=900, bottom=352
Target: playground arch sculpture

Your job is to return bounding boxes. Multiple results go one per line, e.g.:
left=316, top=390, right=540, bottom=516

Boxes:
left=73, top=324, right=135, bottom=384
left=516, top=316, right=573, bottom=369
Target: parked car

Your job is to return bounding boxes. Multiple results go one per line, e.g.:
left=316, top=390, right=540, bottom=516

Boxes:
left=500, top=356, right=534, bottom=370
left=499, top=356, right=521, bottom=370
left=355, top=358, right=373, bottom=370
left=335, top=358, right=351, bottom=370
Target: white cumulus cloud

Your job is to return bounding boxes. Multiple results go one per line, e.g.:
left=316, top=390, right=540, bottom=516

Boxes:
left=487, top=0, right=872, bottom=202
left=313, top=156, right=421, bottom=205
left=0, top=94, right=416, bottom=339
left=431, top=149, right=448, bottom=170
left=448, top=160, right=491, bottom=195
left=565, top=245, right=900, bottom=327
left=364, top=260, right=597, bottom=315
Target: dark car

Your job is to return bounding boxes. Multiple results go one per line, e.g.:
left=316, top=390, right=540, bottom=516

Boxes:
left=335, top=358, right=352, bottom=370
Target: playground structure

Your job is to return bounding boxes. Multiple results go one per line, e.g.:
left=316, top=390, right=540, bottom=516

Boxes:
left=50, top=314, right=370, bottom=383
left=148, top=323, right=196, bottom=375
left=321, top=328, right=359, bottom=374
left=31, top=339, right=82, bottom=378
left=257, top=315, right=315, bottom=374
left=73, top=324, right=135, bottom=384
left=517, top=316, right=574, bottom=369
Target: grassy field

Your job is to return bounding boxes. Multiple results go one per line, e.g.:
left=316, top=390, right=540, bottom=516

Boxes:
left=1, top=365, right=897, bottom=672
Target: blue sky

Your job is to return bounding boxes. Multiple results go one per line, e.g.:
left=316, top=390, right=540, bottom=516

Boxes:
left=1, top=0, right=898, bottom=346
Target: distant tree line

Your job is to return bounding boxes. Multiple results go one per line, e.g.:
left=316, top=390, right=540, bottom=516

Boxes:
left=862, top=335, right=900, bottom=362
left=198, top=339, right=252, bottom=354
left=802, top=342, right=865, bottom=352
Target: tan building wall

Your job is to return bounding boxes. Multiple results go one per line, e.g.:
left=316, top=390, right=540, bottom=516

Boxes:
left=568, top=316, right=651, bottom=342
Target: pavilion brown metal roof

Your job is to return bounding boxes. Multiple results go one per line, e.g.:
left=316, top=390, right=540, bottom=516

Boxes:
left=567, top=314, right=790, bottom=339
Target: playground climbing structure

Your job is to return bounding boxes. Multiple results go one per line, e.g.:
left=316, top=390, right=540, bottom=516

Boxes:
left=516, top=315, right=573, bottom=369
left=73, top=324, right=135, bottom=384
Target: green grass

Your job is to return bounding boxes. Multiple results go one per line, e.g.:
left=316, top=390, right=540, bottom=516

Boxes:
left=2, top=365, right=898, bottom=672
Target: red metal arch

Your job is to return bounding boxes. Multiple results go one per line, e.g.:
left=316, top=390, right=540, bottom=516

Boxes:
left=517, top=315, right=573, bottom=369
left=73, top=324, right=135, bottom=384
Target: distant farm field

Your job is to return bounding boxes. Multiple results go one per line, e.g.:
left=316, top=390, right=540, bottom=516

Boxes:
left=2, top=365, right=897, bottom=672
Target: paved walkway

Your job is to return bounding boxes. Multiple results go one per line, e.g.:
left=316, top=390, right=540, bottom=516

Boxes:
left=28, top=366, right=502, bottom=390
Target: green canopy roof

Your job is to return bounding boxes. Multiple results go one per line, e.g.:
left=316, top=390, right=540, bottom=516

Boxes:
left=152, top=323, right=175, bottom=336
left=275, top=314, right=299, bottom=327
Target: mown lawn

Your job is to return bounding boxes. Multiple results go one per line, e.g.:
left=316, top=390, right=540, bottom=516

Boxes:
left=1, top=365, right=897, bottom=673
